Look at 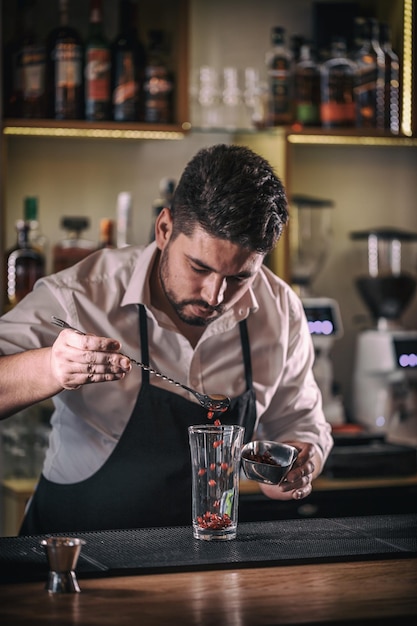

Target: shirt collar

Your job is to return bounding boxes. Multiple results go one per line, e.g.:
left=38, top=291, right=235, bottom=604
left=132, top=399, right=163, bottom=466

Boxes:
left=121, top=242, right=159, bottom=308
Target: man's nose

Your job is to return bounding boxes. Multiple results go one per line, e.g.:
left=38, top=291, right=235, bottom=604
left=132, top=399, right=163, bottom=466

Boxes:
left=201, top=275, right=227, bottom=306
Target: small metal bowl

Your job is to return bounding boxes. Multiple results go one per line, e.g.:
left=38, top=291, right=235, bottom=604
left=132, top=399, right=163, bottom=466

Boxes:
left=241, top=440, right=298, bottom=485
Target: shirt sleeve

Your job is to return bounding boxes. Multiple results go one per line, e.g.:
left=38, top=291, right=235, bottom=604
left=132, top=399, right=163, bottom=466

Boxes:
left=256, top=289, right=333, bottom=471
left=0, top=277, right=69, bottom=354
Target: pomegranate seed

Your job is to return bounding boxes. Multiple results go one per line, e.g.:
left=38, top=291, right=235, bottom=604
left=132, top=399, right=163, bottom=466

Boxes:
left=196, top=512, right=232, bottom=530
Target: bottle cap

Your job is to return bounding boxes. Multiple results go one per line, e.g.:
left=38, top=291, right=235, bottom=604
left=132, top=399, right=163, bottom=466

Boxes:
left=271, top=26, right=285, bottom=41
left=117, top=192, right=132, bottom=214
left=24, top=197, right=38, bottom=221
left=61, top=216, right=90, bottom=233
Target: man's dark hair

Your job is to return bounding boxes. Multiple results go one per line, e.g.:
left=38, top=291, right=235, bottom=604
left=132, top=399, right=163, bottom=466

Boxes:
left=170, top=144, right=288, bottom=254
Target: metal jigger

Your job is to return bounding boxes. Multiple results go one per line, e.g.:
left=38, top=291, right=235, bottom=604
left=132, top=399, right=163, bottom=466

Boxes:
left=40, top=537, right=86, bottom=593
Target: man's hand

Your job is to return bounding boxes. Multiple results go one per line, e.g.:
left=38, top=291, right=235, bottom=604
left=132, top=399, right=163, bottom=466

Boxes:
left=258, top=441, right=319, bottom=501
left=50, top=329, right=132, bottom=390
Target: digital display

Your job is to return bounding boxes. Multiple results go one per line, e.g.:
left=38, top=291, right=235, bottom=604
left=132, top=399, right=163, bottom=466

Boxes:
left=303, top=305, right=339, bottom=336
left=393, top=338, right=417, bottom=368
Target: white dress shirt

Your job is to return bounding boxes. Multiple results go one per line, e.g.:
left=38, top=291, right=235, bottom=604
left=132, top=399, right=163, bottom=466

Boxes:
left=0, top=242, right=333, bottom=483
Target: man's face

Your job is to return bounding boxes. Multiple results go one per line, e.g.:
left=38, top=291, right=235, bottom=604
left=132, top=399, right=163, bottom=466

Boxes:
left=155, top=209, right=264, bottom=327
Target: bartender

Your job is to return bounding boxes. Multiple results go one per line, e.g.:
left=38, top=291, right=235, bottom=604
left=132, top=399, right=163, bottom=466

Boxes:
left=0, top=144, right=333, bottom=534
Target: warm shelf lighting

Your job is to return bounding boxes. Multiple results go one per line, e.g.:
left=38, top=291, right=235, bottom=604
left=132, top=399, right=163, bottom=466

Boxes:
left=2, top=126, right=185, bottom=140
left=402, top=0, right=413, bottom=136
left=287, top=134, right=417, bottom=146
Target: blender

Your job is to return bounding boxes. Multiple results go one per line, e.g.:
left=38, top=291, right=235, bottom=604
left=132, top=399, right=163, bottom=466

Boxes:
left=291, top=195, right=345, bottom=425
left=351, top=227, right=417, bottom=445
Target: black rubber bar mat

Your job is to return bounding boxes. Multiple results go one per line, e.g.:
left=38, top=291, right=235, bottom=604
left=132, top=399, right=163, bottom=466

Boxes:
left=0, top=514, right=416, bottom=584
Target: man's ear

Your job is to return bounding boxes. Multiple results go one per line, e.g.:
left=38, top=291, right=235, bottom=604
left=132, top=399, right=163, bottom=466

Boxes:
left=154, top=207, right=173, bottom=248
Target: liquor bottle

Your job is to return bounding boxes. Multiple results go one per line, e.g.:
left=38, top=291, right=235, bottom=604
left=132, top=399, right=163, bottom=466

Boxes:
left=5, top=219, right=45, bottom=307
left=143, top=30, right=174, bottom=124
left=18, top=0, right=47, bottom=118
left=85, top=0, right=111, bottom=121
left=98, top=218, right=115, bottom=248
left=23, top=196, right=48, bottom=256
left=379, top=23, right=400, bottom=135
left=46, top=0, right=84, bottom=120
left=111, top=0, right=146, bottom=122
left=294, top=43, right=321, bottom=126
left=116, top=192, right=132, bottom=247
left=290, top=35, right=306, bottom=64
left=265, top=26, right=293, bottom=126
left=52, top=217, right=97, bottom=272
left=320, top=37, right=356, bottom=128
left=353, top=18, right=385, bottom=129
left=351, top=17, right=367, bottom=58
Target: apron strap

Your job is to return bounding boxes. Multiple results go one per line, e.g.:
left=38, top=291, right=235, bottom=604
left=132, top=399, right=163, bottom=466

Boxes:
left=139, top=304, right=150, bottom=384
left=239, top=317, right=253, bottom=391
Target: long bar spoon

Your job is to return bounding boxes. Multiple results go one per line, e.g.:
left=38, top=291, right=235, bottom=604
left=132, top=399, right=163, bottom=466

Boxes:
left=51, top=316, right=230, bottom=413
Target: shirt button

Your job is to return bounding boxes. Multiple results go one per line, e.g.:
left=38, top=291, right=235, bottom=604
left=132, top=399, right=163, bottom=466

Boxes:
left=239, top=308, right=245, bottom=316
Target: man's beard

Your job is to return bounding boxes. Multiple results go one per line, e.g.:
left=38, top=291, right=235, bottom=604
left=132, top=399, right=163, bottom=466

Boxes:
left=158, top=247, right=224, bottom=327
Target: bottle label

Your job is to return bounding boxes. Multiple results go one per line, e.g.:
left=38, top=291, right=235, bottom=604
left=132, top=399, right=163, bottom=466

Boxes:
left=19, top=45, right=46, bottom=98
left=268, top=65, right=292, bottom=119
left=321, top=102, right=355, bottom=125
left=144, top=66, right=173, bottom=123
left=86, top=48, right=111, bottom=101
left=113, top=52, right=138, bottom=120
left=296, top=103, right=320, bottom=125
left=355, top=58, right=384, bottom=127
left=53, top=43, right=83, bottom=87
left=295, top=70, right=320, bottom=124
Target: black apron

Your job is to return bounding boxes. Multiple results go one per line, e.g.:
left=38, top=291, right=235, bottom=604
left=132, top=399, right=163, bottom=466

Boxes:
left=20, top=305, right=256, bottom=534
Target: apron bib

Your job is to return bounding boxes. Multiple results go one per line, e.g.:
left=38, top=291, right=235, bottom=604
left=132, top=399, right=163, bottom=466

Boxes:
left=20, top=305, right=256, bottom=534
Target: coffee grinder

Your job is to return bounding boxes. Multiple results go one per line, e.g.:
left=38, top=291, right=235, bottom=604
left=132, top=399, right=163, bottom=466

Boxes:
left=291, top=195, right=344, bottom=425
left=351, top=228, right=417, bottom=446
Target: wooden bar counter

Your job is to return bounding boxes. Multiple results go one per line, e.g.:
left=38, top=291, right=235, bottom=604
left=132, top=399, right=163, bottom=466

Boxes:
left=0, top=513, right=416, bottom=625
left=1, top=557, right=416, bottom=625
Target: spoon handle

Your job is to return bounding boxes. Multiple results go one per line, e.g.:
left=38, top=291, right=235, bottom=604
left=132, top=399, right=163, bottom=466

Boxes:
left=51, top=316, right=183, bottom=388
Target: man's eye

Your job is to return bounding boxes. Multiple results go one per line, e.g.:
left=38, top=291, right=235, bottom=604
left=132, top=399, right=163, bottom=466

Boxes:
left=191, top=265, right=207, bottom=274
